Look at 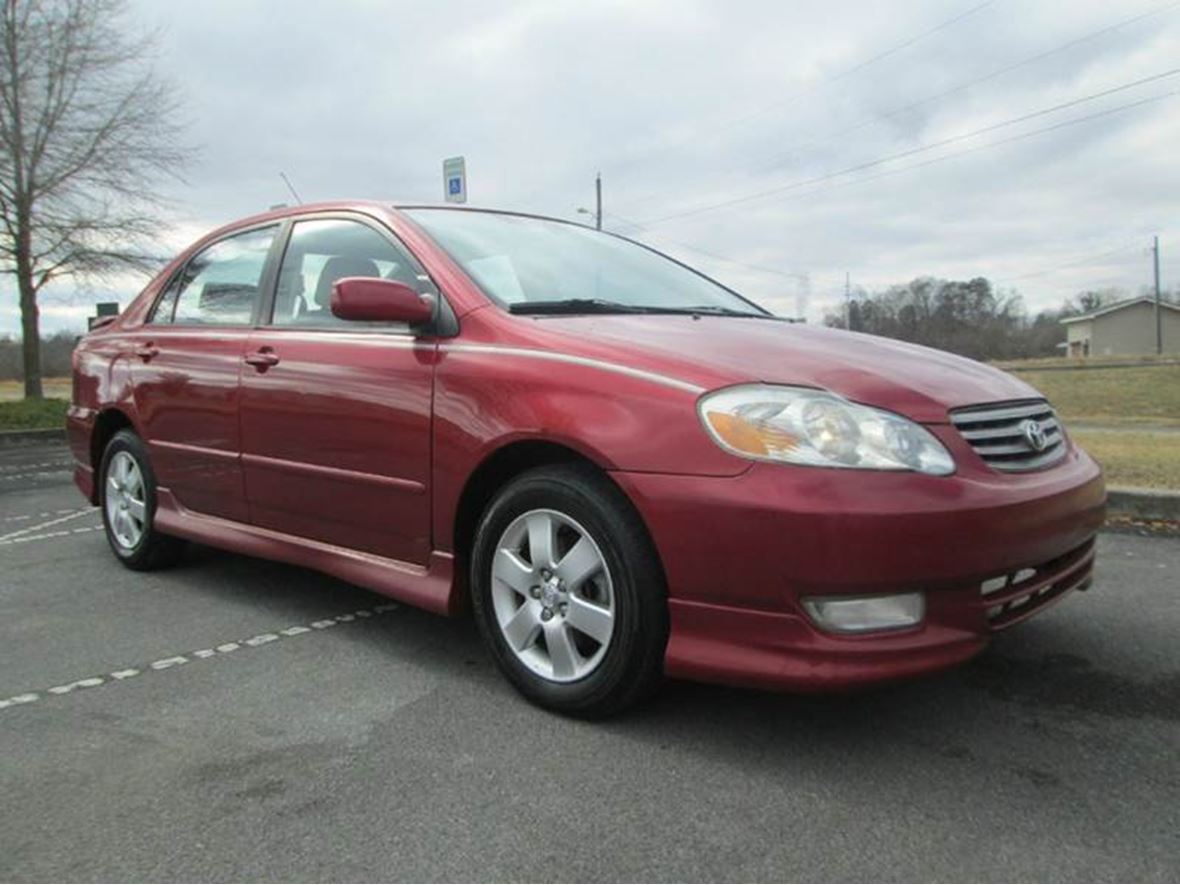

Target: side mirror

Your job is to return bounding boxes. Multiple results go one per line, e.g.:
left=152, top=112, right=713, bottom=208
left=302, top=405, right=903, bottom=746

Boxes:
left=330, top=277, right=435, bottom=325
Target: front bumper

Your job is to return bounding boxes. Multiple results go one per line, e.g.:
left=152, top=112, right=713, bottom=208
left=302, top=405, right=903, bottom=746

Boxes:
left=611, top=442, right=1105, bottom=691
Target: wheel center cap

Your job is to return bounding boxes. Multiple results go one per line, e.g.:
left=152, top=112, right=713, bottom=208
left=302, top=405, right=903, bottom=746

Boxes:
left=540, top=579, right=562, bottom=610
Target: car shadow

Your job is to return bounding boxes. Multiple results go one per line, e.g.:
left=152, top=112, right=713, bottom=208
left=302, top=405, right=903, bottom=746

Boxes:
left=174, top=543, right=1178, bottom=745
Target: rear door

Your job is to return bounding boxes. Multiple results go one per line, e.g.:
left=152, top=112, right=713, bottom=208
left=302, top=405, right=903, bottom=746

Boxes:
left=130, top=224, right=280, bottom=522
left=238, top=215, right=438, bottom=565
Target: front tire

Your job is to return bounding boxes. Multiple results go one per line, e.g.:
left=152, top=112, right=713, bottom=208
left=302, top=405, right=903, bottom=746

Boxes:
left=470, top=464, right=668, bottom=717
left=99, top=429, right=185, bottom=571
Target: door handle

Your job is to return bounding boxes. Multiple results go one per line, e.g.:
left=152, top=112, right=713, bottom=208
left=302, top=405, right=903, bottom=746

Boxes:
left=244, top=349, right=280, bottom=370
left=135, top=343, right=159, bottom=361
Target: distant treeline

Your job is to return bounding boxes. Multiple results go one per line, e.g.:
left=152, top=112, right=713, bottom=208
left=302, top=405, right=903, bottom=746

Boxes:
left=824, top=279, right=1178, bottom=361
left=0, top=332, right=77, bottom=380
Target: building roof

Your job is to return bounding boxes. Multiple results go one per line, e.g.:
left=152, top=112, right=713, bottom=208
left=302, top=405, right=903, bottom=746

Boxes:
left=1059, top=296, right=1180, bottom=325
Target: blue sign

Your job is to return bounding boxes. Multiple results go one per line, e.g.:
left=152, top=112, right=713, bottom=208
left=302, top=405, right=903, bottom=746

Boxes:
left=443, top=156, right=466, bottom=203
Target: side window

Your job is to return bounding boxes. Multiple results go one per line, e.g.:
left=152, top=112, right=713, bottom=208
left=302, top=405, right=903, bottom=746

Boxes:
left=169, top=226, right=277, bottom=326
left=270, top=218, right=435, bottom=328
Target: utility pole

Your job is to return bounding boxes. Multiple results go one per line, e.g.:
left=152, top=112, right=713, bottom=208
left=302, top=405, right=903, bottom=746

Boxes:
left=595, top=172, right=602, bottom=231
left=844, top=271, right=851, bottom=330
left=1153, top=235, right=1162, bottom=355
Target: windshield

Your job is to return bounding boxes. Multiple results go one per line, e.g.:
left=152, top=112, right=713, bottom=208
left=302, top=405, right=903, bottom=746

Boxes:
left=403, top=209, right=768, bottom=315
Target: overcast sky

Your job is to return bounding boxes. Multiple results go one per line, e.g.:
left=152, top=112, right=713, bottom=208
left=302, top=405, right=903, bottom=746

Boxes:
left=11, top=0, right=1180, bottom=335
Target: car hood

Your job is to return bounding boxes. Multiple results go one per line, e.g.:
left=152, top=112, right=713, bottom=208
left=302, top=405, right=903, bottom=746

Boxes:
left=524, top=315, right=1041, bottom=424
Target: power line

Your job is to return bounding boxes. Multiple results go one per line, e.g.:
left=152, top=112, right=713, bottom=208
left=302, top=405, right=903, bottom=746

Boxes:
left=602, top=0, right=995, bottom=177
left=630, top=228, right=1163, bottom=307
left=611, top=95, right=1176, bottom=299
left=721, top=1, right=998, bottom=130
left=755, top=0, right=1180, bottom=174
left=766, top=88, right=1180, bottom=206
left=610, top=1, right=1178, bottom=215
left=603, top=211, right=810, bottom=282
left=637, top=67, right=1180, bottom=226
left=995, top=241, right=1146, bottom=284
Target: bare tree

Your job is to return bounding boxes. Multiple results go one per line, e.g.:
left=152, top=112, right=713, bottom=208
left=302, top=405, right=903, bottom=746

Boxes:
left=0, top=0, right=187, bottom=398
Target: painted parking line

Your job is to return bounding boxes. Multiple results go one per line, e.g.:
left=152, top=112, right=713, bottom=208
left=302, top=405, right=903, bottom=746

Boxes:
left=1, top=508, right=83, bottom=524
left=0, top=508, right=94, bottom=543
left=0, top=602, right=400, bottom=713
left=0, top=468, right=73, bottom=481
left=0, top=460, right=74, bottom=473
left=0, top=524, right=103, bottom=546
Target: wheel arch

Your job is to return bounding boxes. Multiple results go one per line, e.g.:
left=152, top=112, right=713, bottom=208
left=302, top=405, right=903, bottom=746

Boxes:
left=448, top=438, right=665, bottom=610
left=88, top=408, right=136, bottom=502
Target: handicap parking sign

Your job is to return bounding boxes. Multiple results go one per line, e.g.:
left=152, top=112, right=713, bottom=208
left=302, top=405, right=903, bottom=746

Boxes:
left=443, top=156, right=466, bottom=203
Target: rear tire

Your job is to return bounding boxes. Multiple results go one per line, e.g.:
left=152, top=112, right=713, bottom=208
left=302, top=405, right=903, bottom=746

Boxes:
left=470, top=464, right=668, bottom=718
left=99, top=429, right=185, bottom=571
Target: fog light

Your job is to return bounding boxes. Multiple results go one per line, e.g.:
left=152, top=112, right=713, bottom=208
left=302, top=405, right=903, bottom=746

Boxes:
left=802, top=592, right=925, bottom=634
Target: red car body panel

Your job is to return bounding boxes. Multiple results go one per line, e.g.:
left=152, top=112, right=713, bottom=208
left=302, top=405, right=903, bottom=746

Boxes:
left=68, top=201, right=1106, bottom=689
left=494, top=312, right=1044, bottom=423
left=129, top=326, right=250, bottom=523
left=238, top=330, right=434, bottom=564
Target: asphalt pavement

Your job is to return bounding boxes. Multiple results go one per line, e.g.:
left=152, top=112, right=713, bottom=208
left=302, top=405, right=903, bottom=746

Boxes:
left=1, top=439, right=1177, bottom=882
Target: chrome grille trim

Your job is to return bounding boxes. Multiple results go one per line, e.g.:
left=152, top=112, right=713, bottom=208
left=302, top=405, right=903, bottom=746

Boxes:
left=972, top=431, right=1062, bottom=456
left=954, top=400, right=1055, bottom=423
left=957, top=419, right=1060, bottom=441
left=949, top=399, right=1067, bottom=473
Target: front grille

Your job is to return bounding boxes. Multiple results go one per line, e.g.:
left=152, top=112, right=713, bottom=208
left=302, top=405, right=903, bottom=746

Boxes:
left=949, top=399, right=1066, bottom=472
left=978, top=538, right=1095, bottom=630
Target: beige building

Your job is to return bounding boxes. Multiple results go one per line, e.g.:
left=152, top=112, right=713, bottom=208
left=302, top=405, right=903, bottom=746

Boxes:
left=1061, top=297, right=1180, bottom=357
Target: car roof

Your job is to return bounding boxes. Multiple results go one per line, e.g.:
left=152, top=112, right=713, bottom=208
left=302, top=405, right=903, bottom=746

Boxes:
left=219, top=200, right=588, bottom=234
left=395, top=203, right=617, bottom=227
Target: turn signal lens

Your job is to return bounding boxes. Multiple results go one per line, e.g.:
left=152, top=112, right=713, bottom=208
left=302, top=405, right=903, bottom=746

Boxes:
left=704, top=411, right=798, bottom=457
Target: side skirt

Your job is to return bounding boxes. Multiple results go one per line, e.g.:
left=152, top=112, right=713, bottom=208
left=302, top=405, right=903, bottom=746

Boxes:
left=153, top=488, right=458, bottom=616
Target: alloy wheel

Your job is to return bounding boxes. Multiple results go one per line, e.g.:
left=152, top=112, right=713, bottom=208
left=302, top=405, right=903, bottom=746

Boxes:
left=490, top=508, right=615, bottom=683
left=105, top=450, right=147, bottom=550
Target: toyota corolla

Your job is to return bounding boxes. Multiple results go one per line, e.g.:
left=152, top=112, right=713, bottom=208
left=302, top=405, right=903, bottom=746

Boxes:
left=68, top=202, right=1106, bottom=716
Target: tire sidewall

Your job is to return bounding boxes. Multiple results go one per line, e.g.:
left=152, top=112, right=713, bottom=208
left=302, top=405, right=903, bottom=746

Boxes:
left=99, top=430, right=160, bottom=565
left=471, top=469, right=658, bottom=713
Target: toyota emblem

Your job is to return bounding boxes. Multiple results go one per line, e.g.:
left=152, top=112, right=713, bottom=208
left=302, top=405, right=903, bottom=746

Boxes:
left=1020, top=418, right=1048, bottom=452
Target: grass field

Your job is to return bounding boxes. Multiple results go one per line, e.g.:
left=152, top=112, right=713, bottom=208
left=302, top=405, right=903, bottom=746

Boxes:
left=0, top=396, right=68, bottom=431
left=1005, top=362, right=1179, bottom=488
left=0, top=378, right=71, bottom=402
left=1008, top=364, right=1180, bottom=428
left=1071, top=430, right=1180, bottom=490
left=994, top=354, right=1179, bottom=371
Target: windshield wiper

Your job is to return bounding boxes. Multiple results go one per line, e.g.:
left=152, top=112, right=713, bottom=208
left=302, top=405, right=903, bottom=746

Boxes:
left=508, top=299, right=778, bottom=319
left=509, top=298, right=659, bottom=315
left=669, top=305, right=774, bottom=318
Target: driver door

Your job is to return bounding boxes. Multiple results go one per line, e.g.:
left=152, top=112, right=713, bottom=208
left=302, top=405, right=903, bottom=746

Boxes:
left=238, top=215, right=438, bottom=565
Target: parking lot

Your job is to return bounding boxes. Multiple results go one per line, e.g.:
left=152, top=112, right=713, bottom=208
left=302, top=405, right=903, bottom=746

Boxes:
left=1, top=438, right=1177, bottom=882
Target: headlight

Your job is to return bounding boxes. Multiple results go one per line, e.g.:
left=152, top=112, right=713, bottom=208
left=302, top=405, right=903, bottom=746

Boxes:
left=698, top=384, right=955, bottom=475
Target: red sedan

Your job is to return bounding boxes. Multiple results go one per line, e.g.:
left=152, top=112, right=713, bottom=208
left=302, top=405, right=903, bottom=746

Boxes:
left=68, top=202, right=1106, bottom=716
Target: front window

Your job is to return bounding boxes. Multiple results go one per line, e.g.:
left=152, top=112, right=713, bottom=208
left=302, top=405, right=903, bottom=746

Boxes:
left=270, top=218, right=435, bottom=329
left=403, top=209, right=766, bottom=316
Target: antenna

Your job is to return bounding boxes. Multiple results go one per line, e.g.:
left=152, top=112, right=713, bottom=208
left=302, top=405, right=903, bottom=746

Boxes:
left=279, top=171, right=303, bottom=205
